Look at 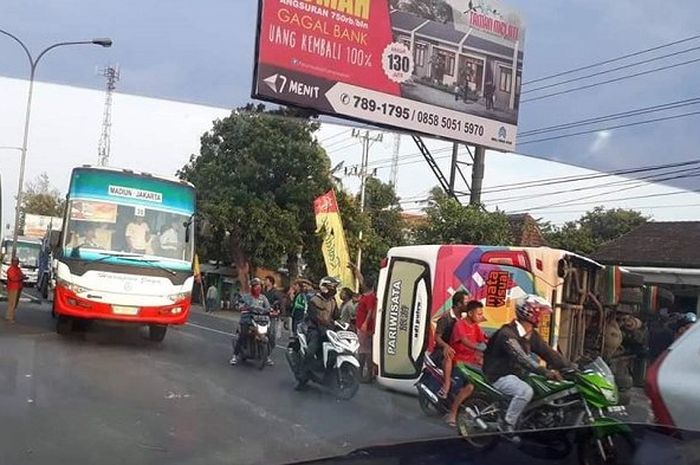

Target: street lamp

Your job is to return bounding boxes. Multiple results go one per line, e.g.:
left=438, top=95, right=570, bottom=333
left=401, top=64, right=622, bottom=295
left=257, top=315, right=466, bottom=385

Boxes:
left=0, top=29, right=112, bottom=258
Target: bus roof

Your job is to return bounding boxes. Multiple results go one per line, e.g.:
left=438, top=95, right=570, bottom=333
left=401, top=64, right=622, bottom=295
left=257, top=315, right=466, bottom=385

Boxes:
left=2, top=236, right=42, bottom=244
left=72, top=165, right=195, bottom=189
left=387, top=244, right=603, bottom=269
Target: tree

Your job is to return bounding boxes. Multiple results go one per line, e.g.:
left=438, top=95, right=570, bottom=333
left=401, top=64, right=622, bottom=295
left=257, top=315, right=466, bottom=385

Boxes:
left=413, top=188, right=512, bottom=245
left=360, top=177, right=406, bottom=276
left=543, top=206, right=648, bottom=255
left=19, top=173, right=65, bottom=232
left=178, top=104, right=333, bottom=284
left=391, top=0, right=454, bottom=23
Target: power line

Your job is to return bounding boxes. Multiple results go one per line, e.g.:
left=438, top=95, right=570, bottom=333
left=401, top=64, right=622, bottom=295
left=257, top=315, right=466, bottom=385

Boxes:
left=518, top=110, right=700, bottom=146
left=510, top=172, right=700, bottom=213
left=521, top=202, right=700, bottom=215
left=523, top=33, right=700, bottom=86
left=486, top=166, right=700, bottom=204
left=318, top=129, right=351, bottom=144
left=522, top=57, right=700, bottom=104
left=518, top=97, right=700, bottom=138
left=481, top=159, right=700, bottom=194
left=522, top=45, right=700, bottom=95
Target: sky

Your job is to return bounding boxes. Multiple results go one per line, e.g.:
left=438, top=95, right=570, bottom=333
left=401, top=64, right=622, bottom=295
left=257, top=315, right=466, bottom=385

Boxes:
left=1, top=0, right=700, bottom=227
left=1, top=76, right=699, bottom=234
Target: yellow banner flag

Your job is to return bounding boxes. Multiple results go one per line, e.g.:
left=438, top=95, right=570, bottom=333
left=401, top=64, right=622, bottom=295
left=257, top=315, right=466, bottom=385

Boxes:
left=193, top=253, right=201, bottom=281
left=314, top=190, right=354, bottom=290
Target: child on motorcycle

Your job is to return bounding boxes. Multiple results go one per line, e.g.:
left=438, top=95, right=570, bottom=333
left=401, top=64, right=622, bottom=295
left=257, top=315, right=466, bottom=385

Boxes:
left=443, top=300, right=488, bottom=426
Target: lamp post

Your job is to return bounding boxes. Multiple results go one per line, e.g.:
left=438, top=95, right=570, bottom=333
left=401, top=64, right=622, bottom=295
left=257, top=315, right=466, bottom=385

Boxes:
left=0, top=29, right=112, bottom=257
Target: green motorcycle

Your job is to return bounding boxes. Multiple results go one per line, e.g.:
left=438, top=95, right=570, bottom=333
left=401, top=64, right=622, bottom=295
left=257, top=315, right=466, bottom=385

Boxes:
left=456, top=357, right=632, bottom=465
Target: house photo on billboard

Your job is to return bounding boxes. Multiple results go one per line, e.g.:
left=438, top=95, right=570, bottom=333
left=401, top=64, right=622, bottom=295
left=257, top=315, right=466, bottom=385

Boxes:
left=390, top=0, right=525, bottom=125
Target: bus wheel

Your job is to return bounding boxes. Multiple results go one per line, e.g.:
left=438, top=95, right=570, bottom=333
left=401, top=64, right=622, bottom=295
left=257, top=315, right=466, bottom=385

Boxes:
left=149, top=325, right=167, bottom=342
left=56, top=316, right=72, bottom=335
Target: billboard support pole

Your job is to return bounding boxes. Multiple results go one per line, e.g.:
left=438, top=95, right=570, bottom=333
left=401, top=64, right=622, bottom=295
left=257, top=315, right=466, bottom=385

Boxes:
left=448, top=142, right=458, bottom=196
left=469, top=146, right=486, bottom=206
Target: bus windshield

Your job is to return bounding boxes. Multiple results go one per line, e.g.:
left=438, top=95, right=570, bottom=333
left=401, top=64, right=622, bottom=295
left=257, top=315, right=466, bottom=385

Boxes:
left=63, top=199, right=193, bottom=263
left=2, top=240, right=41, bottom=267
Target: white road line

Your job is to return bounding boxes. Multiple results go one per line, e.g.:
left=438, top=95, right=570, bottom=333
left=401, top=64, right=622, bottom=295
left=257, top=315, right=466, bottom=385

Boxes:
left=185, top=322, right=234, bottom=337
left=185, top=322, right=288, bottom=349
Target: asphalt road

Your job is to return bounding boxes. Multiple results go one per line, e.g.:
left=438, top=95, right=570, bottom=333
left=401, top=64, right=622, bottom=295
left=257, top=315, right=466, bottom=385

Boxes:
left=0, top=299, right=448, bottom=465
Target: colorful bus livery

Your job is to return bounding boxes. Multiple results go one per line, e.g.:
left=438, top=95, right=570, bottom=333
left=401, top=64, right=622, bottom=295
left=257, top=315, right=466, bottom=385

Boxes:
left=53, top=166, right=196, bottom=342
left=374, top=245, right=604, bottom=393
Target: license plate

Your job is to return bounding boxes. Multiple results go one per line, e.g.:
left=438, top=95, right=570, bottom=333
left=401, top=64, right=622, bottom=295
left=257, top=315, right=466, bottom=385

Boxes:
left=112, top=305, right=139, bottom=316
left=337, top=330, right=358, bottom=340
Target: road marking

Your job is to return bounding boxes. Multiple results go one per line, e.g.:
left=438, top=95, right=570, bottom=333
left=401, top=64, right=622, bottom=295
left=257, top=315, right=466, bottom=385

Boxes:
left=185, top=321, right=288, bottom=349
left=185, top=322, right=234, bottom=336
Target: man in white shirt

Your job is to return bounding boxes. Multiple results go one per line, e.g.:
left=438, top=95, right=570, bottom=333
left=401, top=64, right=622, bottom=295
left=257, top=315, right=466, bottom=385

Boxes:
left=159, top=221, right=180, bottom=258
left=125, top=216, right=150, bottom=254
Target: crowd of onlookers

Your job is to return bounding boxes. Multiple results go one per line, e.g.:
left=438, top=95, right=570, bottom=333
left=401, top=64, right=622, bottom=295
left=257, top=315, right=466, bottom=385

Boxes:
left=202, top=265, right=379, bottom=382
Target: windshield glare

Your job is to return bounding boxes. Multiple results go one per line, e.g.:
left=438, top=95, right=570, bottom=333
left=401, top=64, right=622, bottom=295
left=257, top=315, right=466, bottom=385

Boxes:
left=63, top=199, right=192, bottom=262
left=2, top=241, right=41, bottom=266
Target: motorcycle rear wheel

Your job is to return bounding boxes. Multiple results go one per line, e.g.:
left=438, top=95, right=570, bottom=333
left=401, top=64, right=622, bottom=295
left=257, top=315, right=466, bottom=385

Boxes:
left=334, top=364, right=359, bottom=400
left=418, top=389, right=441, bottom=417
left=457, top=396, right=499, bottom=451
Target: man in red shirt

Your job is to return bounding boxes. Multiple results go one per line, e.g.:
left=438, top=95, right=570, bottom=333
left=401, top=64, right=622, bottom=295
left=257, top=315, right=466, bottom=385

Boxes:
left=444, top=300, right=487, bottom=426
left=4, top=257, right=25, bottom=323
left=351, top=263, right=377, bottom=383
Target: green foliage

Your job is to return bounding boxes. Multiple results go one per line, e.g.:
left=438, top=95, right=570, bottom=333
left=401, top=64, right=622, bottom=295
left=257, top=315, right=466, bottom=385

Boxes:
left=20, top=173, right=65, bottom=226
left=177, top=104, right=332, bottom=277
left=542, top=206, right=648, bottom=255
left=414, top=188, right=513, bottom=245
left=361, top=177, right=405, bottom=275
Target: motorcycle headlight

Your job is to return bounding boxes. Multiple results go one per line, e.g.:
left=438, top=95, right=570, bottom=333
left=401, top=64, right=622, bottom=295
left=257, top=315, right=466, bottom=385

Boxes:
left=602, top=387, right=618, bottom=404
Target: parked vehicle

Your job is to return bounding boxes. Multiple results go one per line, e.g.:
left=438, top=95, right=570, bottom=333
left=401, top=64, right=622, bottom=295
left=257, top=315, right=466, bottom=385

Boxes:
left=234, top=309, right=272, bottom=370
left=1, top=236, right=41, bottom=286
left=455, top=357, right=630, bottom=465
left=646, top=318, right=700, bottom=431
left=286, top=320, right=360, bottom=400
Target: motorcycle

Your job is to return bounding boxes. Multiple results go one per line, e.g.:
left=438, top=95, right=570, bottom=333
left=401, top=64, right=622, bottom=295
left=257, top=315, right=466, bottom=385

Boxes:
left=285, top=320, right=361, bottom=400
left=235, top=308, right=272, bottom=370
left=416, top=352, right=477, bottom=418
left=441, top=357, right=632, bottom=465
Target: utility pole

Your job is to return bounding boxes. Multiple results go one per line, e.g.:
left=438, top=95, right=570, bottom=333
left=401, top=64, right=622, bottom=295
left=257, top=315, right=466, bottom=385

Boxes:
left=97, top=65, right=120, bottom=166
left=348, top=129, right=383, bottom=285
left=448, top=142, right=459, bottom=196
left=389, top=133, right=401, bottom=187
left=469, top=145, right=486, bottom=205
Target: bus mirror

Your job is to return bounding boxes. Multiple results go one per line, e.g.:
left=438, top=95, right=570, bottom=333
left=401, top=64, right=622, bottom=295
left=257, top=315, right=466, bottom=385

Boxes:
left=185, top=224, right=191, bottom=243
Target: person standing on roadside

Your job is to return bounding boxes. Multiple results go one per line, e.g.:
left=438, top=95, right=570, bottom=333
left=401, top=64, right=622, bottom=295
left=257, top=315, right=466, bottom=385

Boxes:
left=350, top=263, right=377, bottom=383
left=290, top=279, right=312, bottom=335
left=339, top=287, right=357, bottom=329
left=263, top=275, right=283, bottom=352
left=4, top=257, right=25, bottom=323
left=206, top=283, right=218, bottom=313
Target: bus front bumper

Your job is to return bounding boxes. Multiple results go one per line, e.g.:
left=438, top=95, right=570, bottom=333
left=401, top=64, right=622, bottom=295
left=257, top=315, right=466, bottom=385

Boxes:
left=53, top=285, right=190, bottom=325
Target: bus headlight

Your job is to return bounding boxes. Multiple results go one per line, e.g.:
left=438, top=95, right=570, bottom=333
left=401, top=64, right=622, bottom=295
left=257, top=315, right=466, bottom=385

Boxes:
left=167, top=291, right=191, bottom=302
left=56, top=278, right=88, bottom=295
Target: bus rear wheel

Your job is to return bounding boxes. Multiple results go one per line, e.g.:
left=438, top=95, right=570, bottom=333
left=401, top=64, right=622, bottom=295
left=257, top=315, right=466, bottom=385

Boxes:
left=56, top=316, right=72, bottom=335
left=149, top=324, right=167, bottom=342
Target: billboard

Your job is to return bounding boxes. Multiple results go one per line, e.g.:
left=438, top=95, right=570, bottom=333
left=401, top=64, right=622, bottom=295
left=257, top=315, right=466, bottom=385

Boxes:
left=23, top=214, right=63, bottom=239
left=252, top=0, right=525, bottom=150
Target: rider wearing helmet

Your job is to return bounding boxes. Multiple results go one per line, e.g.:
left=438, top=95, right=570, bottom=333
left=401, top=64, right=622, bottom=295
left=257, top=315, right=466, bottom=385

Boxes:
left=298, top=276, right=342, bottom=384
left=230, top=277, right=272, bottom=366
left=482, top=294, right=571, bottom=436
left=674, top=311, right=697, bottom=339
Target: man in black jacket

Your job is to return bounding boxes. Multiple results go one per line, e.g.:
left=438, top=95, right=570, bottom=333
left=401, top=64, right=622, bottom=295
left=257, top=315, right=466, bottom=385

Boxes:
left=483, top=295, right=571, bottom=434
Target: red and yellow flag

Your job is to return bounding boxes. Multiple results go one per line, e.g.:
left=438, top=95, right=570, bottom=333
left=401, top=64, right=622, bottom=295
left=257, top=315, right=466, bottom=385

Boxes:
left=313, top=190, right=354, bottom=290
